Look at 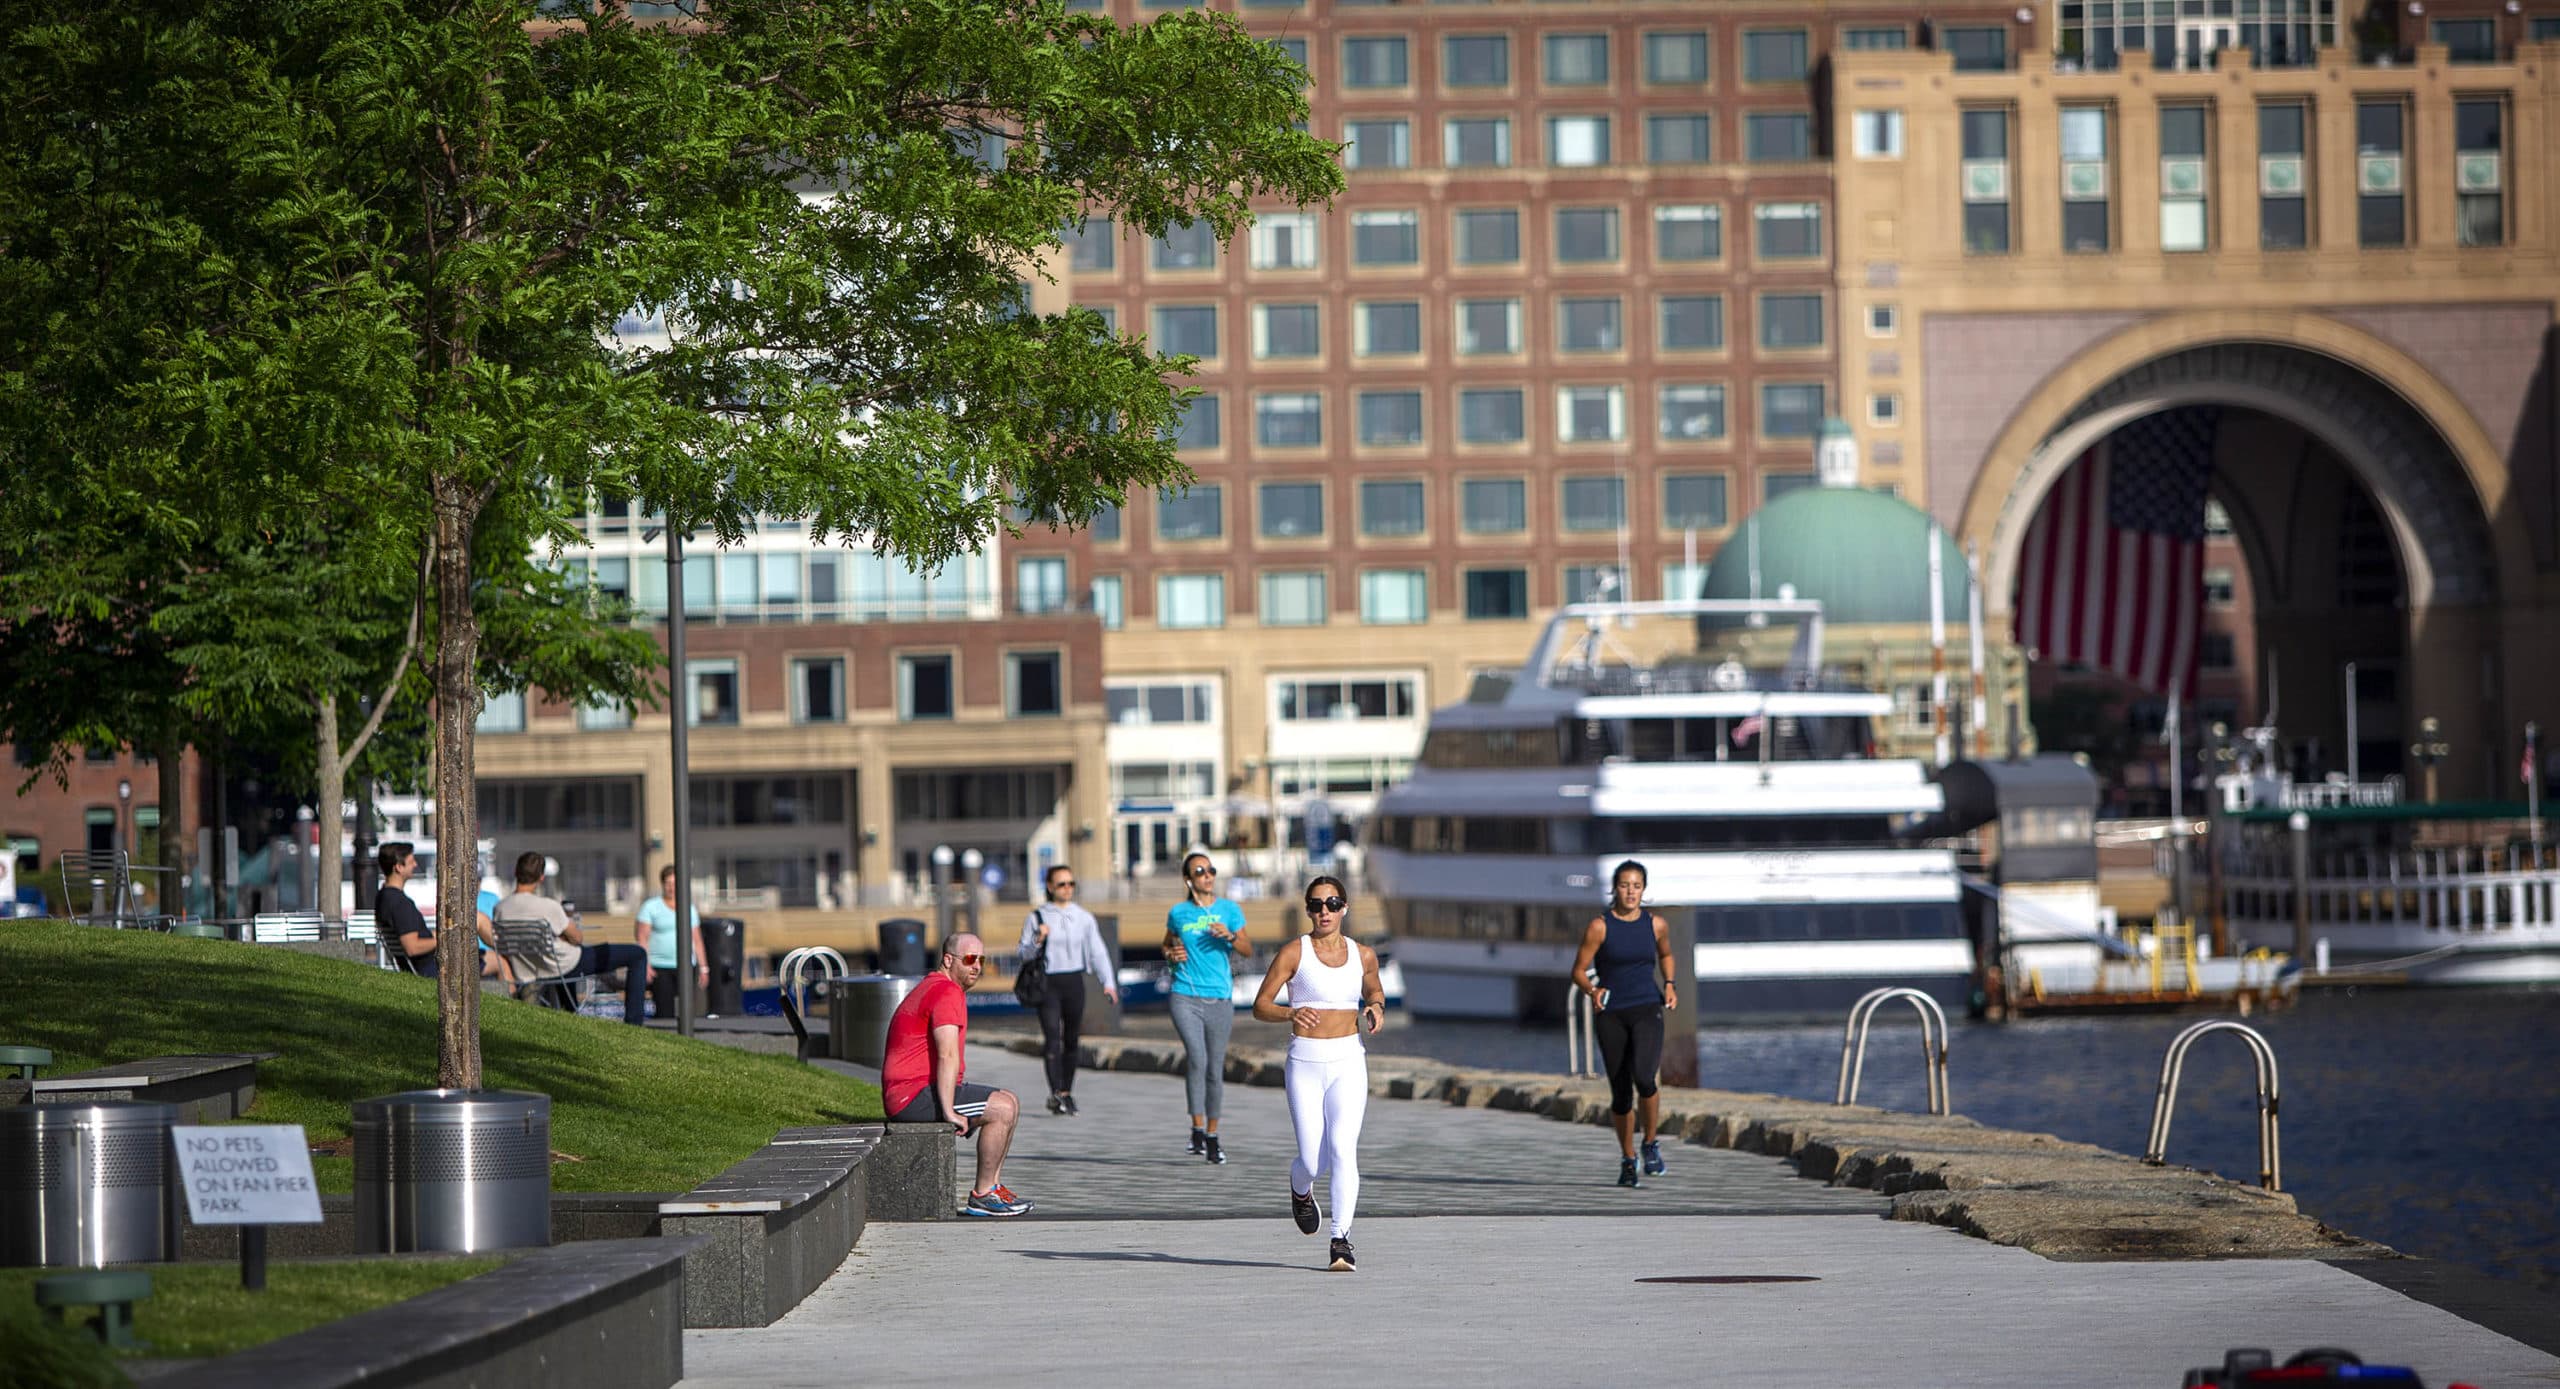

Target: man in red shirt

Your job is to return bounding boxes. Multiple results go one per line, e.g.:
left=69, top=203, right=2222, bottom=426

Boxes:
left=880, top=931, right=1031, bottom=1216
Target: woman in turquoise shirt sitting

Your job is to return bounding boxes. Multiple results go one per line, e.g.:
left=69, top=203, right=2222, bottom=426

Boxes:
left=1160, top=851, right=1251, bottom=1164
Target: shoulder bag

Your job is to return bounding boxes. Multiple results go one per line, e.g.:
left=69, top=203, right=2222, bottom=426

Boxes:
left=1013, top=909, right=1052, bottom=1008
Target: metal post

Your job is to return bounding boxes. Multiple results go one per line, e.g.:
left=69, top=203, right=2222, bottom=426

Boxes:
left=2344, top=662, right=2359, bottom=787
left=960, top=848, right=984, bottom=938
left=931, top=844, right=955, bottom=945
left=2168, top=695, right=2189, bottom=926
left=242, top=1225, right=268, bottom=1292
left=1659, top=909, right=1699, bottom=1088
left=2288, top=809, right=2311, bottom=963
left=2528, top=721, right=2542, bottom=849
left=667, top=521, right=695, bottom=1038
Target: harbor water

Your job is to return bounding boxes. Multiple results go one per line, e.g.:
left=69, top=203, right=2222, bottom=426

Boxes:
left=1361, top=987, right=2560, bottom=1292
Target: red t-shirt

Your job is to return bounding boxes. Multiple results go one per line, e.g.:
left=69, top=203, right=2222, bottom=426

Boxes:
left=880, top=973, right=967, bottom=1115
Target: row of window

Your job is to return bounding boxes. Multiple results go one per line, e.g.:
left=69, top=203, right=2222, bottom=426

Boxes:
left=1942, top=95, right=2513, bottom=254
left=1101, top=674, right=1426, bottom=727
left=1229, top=23, right=1936, bottom=90
left=1331, top=110, right=1819, bottom=170
left=1073, top=201, right=1800, bottom=275
left=557, top=548, right=994, bottom=620
left=1093, top=381, right=1826, bottom=455
left=1111, top=563, right=1713, bottom=630
left=1140, top=288, right=1828, bottom=372
left=478, top=651, right=1069, bottom=729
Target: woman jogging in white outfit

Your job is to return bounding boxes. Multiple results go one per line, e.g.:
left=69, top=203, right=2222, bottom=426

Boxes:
left=1251, top=875, right=1384, bottom=1272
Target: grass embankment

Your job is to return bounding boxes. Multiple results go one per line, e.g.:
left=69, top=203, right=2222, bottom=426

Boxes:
left=0, top=921, right=880, bottom=1192
left=0, top=1256, right=505, bottom=1364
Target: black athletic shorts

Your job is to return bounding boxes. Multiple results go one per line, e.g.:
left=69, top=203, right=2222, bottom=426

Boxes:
left=890, top=1082, right=999, bottom=1124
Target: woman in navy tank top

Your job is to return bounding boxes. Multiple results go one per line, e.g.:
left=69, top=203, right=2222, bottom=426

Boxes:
left=1570, top=859, right=1679, bottom=1187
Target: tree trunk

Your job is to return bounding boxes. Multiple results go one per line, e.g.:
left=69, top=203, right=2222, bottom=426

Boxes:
left=154, top=724, right=186, bottom=914
left=314, top=696, right=345, bottom=927
left=431, top=486, right=484, bottom=1089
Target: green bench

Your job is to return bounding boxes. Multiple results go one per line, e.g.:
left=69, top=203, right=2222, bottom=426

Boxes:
left=0, top=1045, right=49, bottom=1080
left=34, top=1269, right=152, bottom=1351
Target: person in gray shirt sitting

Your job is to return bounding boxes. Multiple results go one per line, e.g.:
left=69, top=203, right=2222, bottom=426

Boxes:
left=1019, top=864, right=1117, bottom=1115
left=490, top=852, right=649, bottom=1024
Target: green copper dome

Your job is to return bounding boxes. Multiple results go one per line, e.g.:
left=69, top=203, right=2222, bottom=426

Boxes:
left=1697, top=485, right=1975, bottom=625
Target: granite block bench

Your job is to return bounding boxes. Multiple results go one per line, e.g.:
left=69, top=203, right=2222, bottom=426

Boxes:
left=32, top=1052, right=277, bottom=1123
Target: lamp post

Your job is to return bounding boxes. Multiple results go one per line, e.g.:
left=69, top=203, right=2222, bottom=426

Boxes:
left=116, top=779, right=133, bottom=925
left=931, top=844, right=955, bottom=946
left=2408, top=716, right=2448, bottom=805
left=960, top=847, right=984, bottom=938
left=646, top=519, right=697, bottom=1038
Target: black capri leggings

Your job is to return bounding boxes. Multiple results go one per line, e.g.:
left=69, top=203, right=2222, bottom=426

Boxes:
left=1595, top=1004, right=1664, bottom=1114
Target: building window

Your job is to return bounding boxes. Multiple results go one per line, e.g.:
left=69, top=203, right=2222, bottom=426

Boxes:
left=1277, top=677, right=1417, bottom=723
left=1261, top=482, right=1326, bottom=539
left=1352, top=209, right=1420, bottom=264
left=2060, top=106, right=2111, bottom=253
left=1660, top=384, right=1727, bottom=441
left=1157, top=484, right=1223, bottom=541
left=1842, top=25, right=1908, bottom=50
left=1355, top=300, right=1422, bottom=354
left=1360, top=570, right=1429, bottom=625
left=1544, top=33, right=1609, bottom=85
left=676, top=659, right=735, bottom=727
left=1546, top=115, right=1611, bottom=167
left=1257, top=392, right=1324, bottom=447
left=1457, top=297, right=1522, bottom=355
left=1271, top=34, right=1307, bottom=74
left=1662, top=472, right=1729, bottom=529
left=1253, top=303, right=1320, bottom=360
left=2456, top=100, right=2505, bottom=248
left=2259, top=103, right=2309, bottom=250
left=1359, top=479, right=1427, bottom=537
left=1962, top=108, right=2012, bottom=254
left=1557, top=296, right=1625, bottom=352
left=1464, top=568, right=1530, bottom=620
left=1758, top=293, right=1825, bottom=351
left=1653, top=204, right=1721, bottom=261
left=1165, top=394, right=1221, bottom=449
left=478, top=689, right=526, bottom=734
left=1462, top=478, right=1527, bottom=534
left=2200, top=632, right=2237, bottom=670
left=1455, top=208, right=1520, bottom=263
left=1645, top=114, right=1712, bottom=164
left=1753, top=202, right=1822, bottom=260
left=1563, top=563, right=1627, bottom=604
left=1067, top=217, right=1115, bottom=271
left=1152, top=220, right=1216, bottom=271
left=1760, top=383, right=1824, bottom=439
left=1343, top=35, right=1408, bottom=88
left=1359, top=391, right=1425, bottom=447
left=2534, top=18, right=2560, bottom=41
left=1852, top=109, right=1904, bottom=159
left=1261, top=570, right=1328, bottom=626
left=1008, top=651, right=1064, bottom=718
left=1940, top=25, right=2008, bottom=72
left=1445, top=34, right=1509, bottom=87
left=1157, top=574, right=1225, bottom=629
left=2204, top=567, right=2237, bottom=607
left=1016, top=556, right=1069, bottom=614
left=1090, top=575, right=1124, bottom=630
left=2160, top=106, right=2211, bottom=253
left=1090, top=502, right=1121, bottom=543
left=1560, top=476, right=1626, bottom=532
left=1557, top=386, right=1626, bottom=444
left=1460, top=388, right=1526, bottom=444
left=1744, top=112, right=1811, bottom=162
left=1151, top=305, right=1218, bottom=358
left=1644, top=31, right=1709, bottom=84
left=2430, top=18, right=2496, bottom=62
left=1742, top=29, right=1808, bottom=82
left=1868, top=304, right=1898, bottom=337
left=2205, top=499, right=2234, bottom=538
left=1658, top=295, right=1724, bottom=351
left=1869, top=392, right=1901, bottom=426
left=2357, top=102, right=2407, bottom=249
left=1554, top=206, right=1621, bottom=262
left=1250, top=213, right=1319, bottom=269
left=1764, top=472, right=1818, bottom=501
left=898, top=654, right=953, bottom=720
left=1446, top=117, right=1512, bottom=168
left=1345, top=119, right=1412, bottom=170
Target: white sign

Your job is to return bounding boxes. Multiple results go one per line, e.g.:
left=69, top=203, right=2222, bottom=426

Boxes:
left=171, top=1125, right=324, bottom=1225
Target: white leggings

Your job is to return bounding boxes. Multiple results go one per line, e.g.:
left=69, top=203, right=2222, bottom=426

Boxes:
left=1285, top=1035, right=1368, bottom=1240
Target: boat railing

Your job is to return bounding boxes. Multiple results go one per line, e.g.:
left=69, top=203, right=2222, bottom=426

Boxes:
left=2216, top=844, right=2560, bottom=935
left=2145, top=1020, right=2282, bottom=1191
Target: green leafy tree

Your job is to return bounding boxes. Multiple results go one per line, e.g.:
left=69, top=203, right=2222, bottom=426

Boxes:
left=5, top=0, right=1337, bottom=1086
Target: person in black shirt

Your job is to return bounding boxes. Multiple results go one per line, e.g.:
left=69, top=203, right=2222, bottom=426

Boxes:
left=377, top=841, right=436, bottom=977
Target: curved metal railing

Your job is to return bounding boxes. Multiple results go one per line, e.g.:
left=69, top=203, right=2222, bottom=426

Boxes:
left=778, top=946, right=850, bottom=1020
left=2144, top=1020, right=2282, bottom=1191
left=1834, top=987, right=1951, bottom=1115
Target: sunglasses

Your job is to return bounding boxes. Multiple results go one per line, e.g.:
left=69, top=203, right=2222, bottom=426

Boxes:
left=1305, top=896, right=1346, bottom=914
left=950, top=953, right=985, bottom=966
left=1189, top=866, right=1218, bottom=878
left=1053, top=880, right=1076, bottom=888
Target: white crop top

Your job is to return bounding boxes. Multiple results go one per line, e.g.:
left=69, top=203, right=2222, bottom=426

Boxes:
left=1288, top=933, right=1366, bottom=1010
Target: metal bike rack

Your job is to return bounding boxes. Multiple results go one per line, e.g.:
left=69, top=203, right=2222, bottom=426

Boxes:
left=1834, top=987, right=1951, bottom=1115
left=2143, top=1019, right=2282, bottom=1191
left=778, top=947, right=850, bottom=1020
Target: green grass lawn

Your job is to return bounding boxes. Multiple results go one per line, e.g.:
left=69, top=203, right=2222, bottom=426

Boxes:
left=1, top=921, right=880, bottom=1193
left=0, top=1256, right=505, bottom=1362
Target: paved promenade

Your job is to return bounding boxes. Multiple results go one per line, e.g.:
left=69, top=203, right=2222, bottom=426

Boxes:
left=681, top=1043, right=2560, bottom=1388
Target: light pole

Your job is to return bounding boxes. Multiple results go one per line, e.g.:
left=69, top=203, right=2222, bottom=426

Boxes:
left=648, top=519, right=697, bottom=1038
left=2408, top=716, right=2448, bottom=805
left=960, top=848, right=984, bottom=938
left=931, top=844, right=955, bottom=946
left=116, top=778, right=133, bottom=924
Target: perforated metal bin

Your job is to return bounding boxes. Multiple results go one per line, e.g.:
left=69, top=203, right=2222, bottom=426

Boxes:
left=0, top=1101, right=181, bottom=1267
left=351, top=1089, right=550, bottom=1253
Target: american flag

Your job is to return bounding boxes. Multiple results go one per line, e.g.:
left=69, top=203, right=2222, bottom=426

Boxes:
left=2015, top=407, right=2218, bottom=700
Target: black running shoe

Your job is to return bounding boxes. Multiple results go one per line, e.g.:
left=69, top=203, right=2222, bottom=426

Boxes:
left=1046, top=1093, right=1065, bottom=1116
left=1642, top=1141, right=1667, bottom=1177
left=1618, top=1157, right=1641, bottom=1188
left=1060, top=1093, right=1078, bottom=1116
left=1188, top=1128, right=1206, bottom=1155
left=1204, top=1135, right=1227, bottom=1165
left=1328, top=1237, right=1356, bottom=1272
left=1292, top=1188, right=1320, bottom=1234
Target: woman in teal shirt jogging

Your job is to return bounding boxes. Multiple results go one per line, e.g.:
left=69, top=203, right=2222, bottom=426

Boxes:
left=1161, top=851, right=1251, bottom=1164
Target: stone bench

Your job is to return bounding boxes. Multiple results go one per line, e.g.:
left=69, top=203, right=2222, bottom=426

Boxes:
left=33, top=1052, right=277, bottom=1123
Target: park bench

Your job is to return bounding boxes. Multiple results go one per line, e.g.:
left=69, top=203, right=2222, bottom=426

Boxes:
left=248, top=911, right=327, bottom=943
left=492, top=918, right=592, bottom=1011
left=32, top=1052, right=276, bottom=1123
left=36, top=1269, right=152, bottom=1350
left=1, top=1044, right=49, bottom=1080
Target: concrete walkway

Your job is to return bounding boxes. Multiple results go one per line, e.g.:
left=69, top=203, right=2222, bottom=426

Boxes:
left=681, top=1043, right=2560, bottom=1388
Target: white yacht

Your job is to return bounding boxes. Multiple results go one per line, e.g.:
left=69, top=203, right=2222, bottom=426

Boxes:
left=1367, top=598, right=1972, bottom=1020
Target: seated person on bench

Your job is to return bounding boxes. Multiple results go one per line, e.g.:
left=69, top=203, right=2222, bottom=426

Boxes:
left=377, top=842, right=507, bottom=981
left=489, top=852, right=648, bottom=1024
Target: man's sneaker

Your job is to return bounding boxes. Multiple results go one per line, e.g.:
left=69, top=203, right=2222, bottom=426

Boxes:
left=1046, top=1093, right=1065, bottom=1115
left=1059, top=1093, right=1079, bottom=1116
left=1204, top=1135, right=1227, bottom=1165
left=1618, top=1157, right=1642, bottom=1188
left=962, top=1189, right=1031, bottom=1218
left=1188, top=1128, right=1207, bottom=1155
left=1642, top=1141, right=1667, bottom=1177
left=1291, top=1188, right=1320, bottom=1235
left=991, top=1184, right=1032, bottom=1211
left=1328, top=1237, right=1356, bottom=1272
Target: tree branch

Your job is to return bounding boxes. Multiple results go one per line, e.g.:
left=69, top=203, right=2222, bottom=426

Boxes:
left=340, top=533, right=435, bottom=766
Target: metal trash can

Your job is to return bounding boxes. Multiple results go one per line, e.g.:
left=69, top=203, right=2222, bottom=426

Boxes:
left=0, top=1101, right=181, bottom=1267
left=877, top=919, right=928, bottom=975
left=701, top=917, right=747, bottom=1017
left=351, top=1090, right=550, bottom=1254
left=829, top=974, right=923, bottom=1068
